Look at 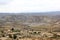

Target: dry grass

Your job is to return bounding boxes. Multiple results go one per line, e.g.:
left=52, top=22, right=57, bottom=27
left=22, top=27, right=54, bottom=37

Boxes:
left=17, top=37, right=60, bottom=40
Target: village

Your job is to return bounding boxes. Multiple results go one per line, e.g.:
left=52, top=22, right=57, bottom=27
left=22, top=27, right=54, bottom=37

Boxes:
left=0, top=25, right=60, bottom=40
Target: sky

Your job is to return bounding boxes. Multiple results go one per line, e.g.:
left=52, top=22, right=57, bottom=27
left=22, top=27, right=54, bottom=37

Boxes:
left=0, top=0, right=60, bottom=13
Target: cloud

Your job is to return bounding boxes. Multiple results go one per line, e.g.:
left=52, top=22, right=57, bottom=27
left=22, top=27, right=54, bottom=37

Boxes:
left=0, top=0, right=12, bottom=5
left=0, top=0, right=60, bottom=13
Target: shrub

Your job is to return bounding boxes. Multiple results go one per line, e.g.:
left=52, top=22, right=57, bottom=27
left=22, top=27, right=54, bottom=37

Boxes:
left=9, top=34, right=12, bottom=38
left=13, top=34, right=17, bottom=39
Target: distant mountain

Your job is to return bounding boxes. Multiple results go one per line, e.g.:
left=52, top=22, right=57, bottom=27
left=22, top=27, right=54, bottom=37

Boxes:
left=17, top=11, right=60, bottom=16
left=0, top=11, right=60, bottom=16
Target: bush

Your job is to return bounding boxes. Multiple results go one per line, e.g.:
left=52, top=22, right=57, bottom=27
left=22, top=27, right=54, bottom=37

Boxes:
left=9, top=34, right=12, bottom=38
left=2, top=34, right=5, bottom=37
left=13, top=34, right=17, bottom=39
left=11, top=28, right=14, bottom=32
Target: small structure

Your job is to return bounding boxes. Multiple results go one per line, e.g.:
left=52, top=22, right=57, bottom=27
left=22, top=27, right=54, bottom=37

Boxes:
left=53, top=32, right=60, bottom=36
left=40, top=32, right=54, bottom=38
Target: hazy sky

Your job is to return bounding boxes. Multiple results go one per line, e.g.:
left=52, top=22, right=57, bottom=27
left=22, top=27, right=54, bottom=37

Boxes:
left=0, top=0, right=60, bottom=13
